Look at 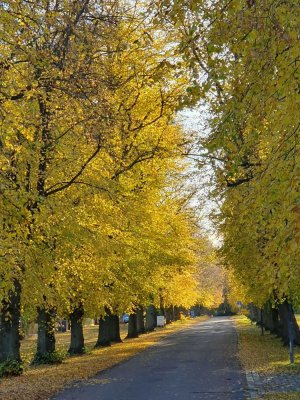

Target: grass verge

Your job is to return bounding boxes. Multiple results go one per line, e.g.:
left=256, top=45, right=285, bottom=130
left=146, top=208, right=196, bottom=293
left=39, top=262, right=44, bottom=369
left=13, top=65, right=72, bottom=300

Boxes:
left=258, top=394, right=300, bottom=400
left=234, top=315, right=300, bottom=400
left=234, top=315, right=300, bottom=374
left=0, top=316, right=207, bottom=400
left=20, top=324, right=128, bottom=366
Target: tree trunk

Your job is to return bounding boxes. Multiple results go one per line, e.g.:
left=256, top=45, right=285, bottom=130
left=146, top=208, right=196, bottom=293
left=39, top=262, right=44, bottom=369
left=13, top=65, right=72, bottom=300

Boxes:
left=263, top=303, right=272, bottom=332
left=95, top=308, right=112, bottom=347
left=165, top=307, right=173, bottom=324
left=263, top=302, right=280, bottom=335
left=127, top=313, right=138, bottom=338
left=278, top=300, right=300, bottom=345
left=137, top=307, right=145, bottom=334
left=68, top=303, right=85, bottom=354
left=248, top=303, right=257, bottom=322
left=0, top=279, right=22, bottom=364
left=174, top=306, right=181, bottom=321
left=260, top=308, right=264, bottom=335
left=145, top=305, right=157, bottom=332
left=159, top=293, right=165, bottom=317
left=271, top=307, right=280, bottom=335
left=251, top=305, right=261, bottom=326
left=35, top=306, right=56, bottom=359
left=110, top=314, right=122, bottom=343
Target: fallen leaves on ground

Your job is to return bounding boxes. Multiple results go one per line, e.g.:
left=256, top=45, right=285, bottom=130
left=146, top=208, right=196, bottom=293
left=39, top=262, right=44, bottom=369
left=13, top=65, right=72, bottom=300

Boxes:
left=234, top=315, right=300, bottom=374
left=0, top=317, right=207, bottom=400
left=258, top=394, right=300, bottom=400
left=20, top=324, right=129, bottom=366
left=235, top=315, right=300, bottom=399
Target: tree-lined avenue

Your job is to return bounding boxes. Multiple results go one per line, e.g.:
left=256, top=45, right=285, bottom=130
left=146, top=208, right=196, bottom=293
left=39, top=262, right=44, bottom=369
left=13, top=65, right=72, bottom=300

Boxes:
left=53, top=317, right=246, bottom=400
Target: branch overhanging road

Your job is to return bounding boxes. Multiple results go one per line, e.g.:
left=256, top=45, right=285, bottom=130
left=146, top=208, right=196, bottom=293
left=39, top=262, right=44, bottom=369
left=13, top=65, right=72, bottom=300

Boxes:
left=53, top=317, right=248, bottom=400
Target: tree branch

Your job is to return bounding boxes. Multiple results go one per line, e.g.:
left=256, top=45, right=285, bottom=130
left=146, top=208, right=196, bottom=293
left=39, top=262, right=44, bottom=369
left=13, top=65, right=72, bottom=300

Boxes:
left=45, top=143, right=102, bottom=196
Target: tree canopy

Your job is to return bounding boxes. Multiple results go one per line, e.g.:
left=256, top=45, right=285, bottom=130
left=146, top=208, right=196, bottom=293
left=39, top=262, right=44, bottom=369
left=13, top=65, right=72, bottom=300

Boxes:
left=0, top=0, right=216, bottom=373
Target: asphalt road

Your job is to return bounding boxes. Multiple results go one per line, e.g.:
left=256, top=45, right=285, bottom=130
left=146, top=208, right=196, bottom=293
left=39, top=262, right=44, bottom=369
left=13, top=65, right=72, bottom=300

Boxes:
left=53, top=317, right=248, bottom=400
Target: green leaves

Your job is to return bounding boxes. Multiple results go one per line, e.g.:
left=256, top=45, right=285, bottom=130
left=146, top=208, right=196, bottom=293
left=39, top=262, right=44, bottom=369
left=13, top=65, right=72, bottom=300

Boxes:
left=0, top=359, right=24, bottom=377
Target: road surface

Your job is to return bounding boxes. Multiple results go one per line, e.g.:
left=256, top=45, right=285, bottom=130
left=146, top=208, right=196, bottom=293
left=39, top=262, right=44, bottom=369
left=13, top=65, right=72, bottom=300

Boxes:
left=53, top=317, right=248, bottom=400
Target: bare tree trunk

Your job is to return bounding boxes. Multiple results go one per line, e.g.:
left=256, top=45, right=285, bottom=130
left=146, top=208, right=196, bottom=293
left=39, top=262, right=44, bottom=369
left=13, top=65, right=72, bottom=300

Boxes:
left=263, top=302, right=280, bottom=335
left=165, top=307, right=173, bottom=324
left=127, top=313, right=138, bottom=338
left=110, top=314, right=122, bottom=343
left=260, top=308, right=264, bottom=335
left=0, top=279, right=22, bottom=366
left=271, top=307, right=280, bottom=335
left=248, top=303, right=257, bottom=322
left=159, top=292, right=165, bottom=317
left=34, top=306, right=56, bottom=362
left=174, top=306, right=181, bottom=321
left=137, top=307, right=145, bottom=334
left=69, top=303, right=85, bottom=354
left=145, top=305, right=157, bottom=332
left=95, top=308, right=113, bottom=347
left=278, top=300, right=300, bottom=345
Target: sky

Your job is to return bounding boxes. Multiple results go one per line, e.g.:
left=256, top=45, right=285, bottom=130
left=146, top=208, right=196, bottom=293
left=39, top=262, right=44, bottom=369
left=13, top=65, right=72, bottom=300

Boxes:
left=177, top=106, right=222, bottom=247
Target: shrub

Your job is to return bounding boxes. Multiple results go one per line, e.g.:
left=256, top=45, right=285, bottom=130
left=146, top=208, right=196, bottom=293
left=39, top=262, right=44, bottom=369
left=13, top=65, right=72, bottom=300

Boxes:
left=31, top=350, right=66, bottom=365
left=0, top=359, right=24, bottom=377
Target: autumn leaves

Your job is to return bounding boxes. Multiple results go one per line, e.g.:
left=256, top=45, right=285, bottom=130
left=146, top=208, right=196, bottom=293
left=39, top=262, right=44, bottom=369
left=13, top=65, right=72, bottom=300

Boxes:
left=0, top=1, right=206, bottom=375
left=156, top=0, right=300, bottom=326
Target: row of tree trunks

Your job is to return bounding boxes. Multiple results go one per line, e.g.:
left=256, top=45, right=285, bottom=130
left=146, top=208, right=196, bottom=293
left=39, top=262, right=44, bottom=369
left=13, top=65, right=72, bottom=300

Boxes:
left=0, top=290, right=66, bottom=365
left=249, top=300, right=300, bottom=345
left=0, top=300, right=179, bottom=366
left=127, top=303, right=182, bottom=338
left=32, top=305, right=148, bottom=360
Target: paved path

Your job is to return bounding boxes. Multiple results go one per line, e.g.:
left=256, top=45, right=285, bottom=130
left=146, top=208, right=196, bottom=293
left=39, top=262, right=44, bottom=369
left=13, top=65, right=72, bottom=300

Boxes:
left=53, top=317, right=248, bottom=400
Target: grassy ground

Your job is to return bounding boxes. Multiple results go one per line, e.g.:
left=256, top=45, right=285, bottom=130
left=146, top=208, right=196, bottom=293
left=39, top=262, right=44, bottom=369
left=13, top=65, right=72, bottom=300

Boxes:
left=0, top=316, right=208, bottom=400
left=235, top=315, right=300, bottom=374
left=259, top=395, right=300, bottom=400
left=20, top=323, right=128, bottom=366
left=234, top=315, right=300, bottom=400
